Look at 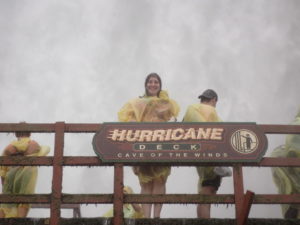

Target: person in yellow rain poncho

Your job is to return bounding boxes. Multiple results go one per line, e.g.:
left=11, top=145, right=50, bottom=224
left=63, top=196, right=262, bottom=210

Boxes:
left=103, top=186, right=144, bottom=218
left=271, top=109, right=300, bottom=219
left=118, top=73, right=180, bottom=218
left=0, top=130, right=50, bottom=218
left=182, top=89, right=232, bottom=219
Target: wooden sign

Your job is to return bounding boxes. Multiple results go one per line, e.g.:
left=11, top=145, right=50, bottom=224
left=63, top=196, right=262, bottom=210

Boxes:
left=92, top=122, right=268, bottom=163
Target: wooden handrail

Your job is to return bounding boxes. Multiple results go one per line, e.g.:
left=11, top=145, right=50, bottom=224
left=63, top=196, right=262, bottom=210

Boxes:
left=0, top=123, right=299, bottom=225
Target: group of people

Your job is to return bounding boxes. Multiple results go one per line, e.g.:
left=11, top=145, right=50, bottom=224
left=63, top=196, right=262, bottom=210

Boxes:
left=116, top=72, right=300, bottom=219
left=0, top=73, right=299, bottom=219
left=117, top=73, right=232, bottom=219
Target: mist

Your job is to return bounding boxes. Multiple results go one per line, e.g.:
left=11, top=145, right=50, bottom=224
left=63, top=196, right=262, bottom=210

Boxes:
left=0, top=0, right=299, bottom=218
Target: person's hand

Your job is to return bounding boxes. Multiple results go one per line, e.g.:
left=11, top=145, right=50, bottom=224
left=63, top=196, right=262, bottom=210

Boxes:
left=25, top=140, right=41, bottom=155
left=3, top=145, right=19, bottom=156
left=11, top=152, right=24, bottom=156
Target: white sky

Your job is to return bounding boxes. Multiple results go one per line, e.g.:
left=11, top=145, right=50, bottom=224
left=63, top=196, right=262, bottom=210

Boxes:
left=0, top=0, right=299, bottom=219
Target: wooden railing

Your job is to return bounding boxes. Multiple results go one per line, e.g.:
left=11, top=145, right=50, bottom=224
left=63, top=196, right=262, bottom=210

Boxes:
left=0, top=122, right=299, bottom=225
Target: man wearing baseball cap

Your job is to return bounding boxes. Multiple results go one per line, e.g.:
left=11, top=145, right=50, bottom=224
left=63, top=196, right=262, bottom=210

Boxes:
left=183, top=89, right=232, bottom=218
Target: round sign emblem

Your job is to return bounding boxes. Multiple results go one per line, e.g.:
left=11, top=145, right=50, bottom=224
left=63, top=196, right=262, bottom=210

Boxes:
left=231, top=129, right=259, bottom=154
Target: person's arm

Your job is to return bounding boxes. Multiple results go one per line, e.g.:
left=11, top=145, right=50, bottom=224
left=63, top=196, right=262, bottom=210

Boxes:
left=118, top=102, right=137, bottom=122
left=3, top=144, right=19, bottom=156
left=0, top=144, right=17, bottom=187
left=183, top=105, right=203, bottom=122
left=25, top=140, right=40, bottom=155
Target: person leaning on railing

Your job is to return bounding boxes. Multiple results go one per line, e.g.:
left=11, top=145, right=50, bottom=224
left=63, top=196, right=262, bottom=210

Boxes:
left=0, top=129, right=50, bottom=218
left=182, top=89, right=232, bottom=219
left=118, top=73, right=180, bottom=218
left=271, top=108, right=300, bottom=219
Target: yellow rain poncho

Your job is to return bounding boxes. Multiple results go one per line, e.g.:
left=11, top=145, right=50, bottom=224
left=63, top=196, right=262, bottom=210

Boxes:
left=118, top=90, right=180, bottom=183
left=183, top=103, right=222, bottom=191
left=103, top=186, right=144, bottom=218
left=0, top=138, right=50, bottom=218
left=271, top=110, right=300, bottom=218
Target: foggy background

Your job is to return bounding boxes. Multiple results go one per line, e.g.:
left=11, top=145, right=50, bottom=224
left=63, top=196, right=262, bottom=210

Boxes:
left=0, top=0, right=299, bottom=219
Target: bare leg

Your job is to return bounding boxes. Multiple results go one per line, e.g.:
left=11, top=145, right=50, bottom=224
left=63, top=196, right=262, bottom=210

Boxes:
left=0, top=209, right=5, bottom=218
left=140, top=181, right=153, bottom=218
left=17, top=205, right=29, bottom=217
left=197, top=186, right=217, bottom=218
left=197, top=203, right=211, bottom=219
left=153, top=177, right=167, bottom=218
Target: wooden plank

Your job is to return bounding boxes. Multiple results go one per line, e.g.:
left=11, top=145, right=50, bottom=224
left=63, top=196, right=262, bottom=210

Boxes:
left=0, top=123, right=299, bottom=134
left=0, top=123, right=55, bottom=132
left=0, top=156, right=299, bottom=167
left=0, top=194, right=50, bottom=203
left=258, top=124, right=300, bottom=134
left=1, top=193, right=299, bottom=205
left=1, top=218, right=300, bottom=225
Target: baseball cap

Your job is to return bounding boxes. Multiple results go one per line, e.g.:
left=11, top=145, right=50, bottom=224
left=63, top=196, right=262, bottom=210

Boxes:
left=198, top=89, right=218, bottom=101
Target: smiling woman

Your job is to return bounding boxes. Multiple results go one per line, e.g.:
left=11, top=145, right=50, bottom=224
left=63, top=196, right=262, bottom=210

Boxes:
left=145, top=73, right=161, bottom=97
left=118, top=73, right=180, bottom=218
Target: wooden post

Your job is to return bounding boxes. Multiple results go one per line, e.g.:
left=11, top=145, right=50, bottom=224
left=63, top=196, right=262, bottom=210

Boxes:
left=240, top=190, right=255, bottom=225
left=113, top=163, right=124, bottom=225
left=233, top=165, right=245, bottom=225
left=50, top=122, right=65, bottom=225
